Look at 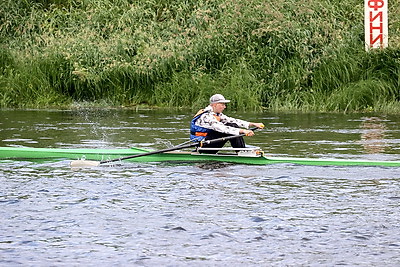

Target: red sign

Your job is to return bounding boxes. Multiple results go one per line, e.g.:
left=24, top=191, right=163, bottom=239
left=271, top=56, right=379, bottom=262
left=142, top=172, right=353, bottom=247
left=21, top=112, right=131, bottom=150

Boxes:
left=365, top=0, right=388, bottom=50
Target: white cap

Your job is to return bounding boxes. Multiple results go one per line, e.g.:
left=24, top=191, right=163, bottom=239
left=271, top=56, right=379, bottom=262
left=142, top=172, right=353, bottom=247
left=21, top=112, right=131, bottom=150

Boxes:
left=209, top=94, right=231, bottom=104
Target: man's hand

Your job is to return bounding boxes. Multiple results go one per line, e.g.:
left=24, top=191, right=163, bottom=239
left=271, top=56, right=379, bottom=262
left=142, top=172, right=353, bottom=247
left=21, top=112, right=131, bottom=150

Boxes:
left=250, top=122, right=265, bottom=129
left=241, top=129, right=255, bottom=136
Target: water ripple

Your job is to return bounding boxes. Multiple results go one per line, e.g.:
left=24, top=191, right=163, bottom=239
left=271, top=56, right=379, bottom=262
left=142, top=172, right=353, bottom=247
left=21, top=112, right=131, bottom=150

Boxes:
left=1, top=110, right=400, bottom=266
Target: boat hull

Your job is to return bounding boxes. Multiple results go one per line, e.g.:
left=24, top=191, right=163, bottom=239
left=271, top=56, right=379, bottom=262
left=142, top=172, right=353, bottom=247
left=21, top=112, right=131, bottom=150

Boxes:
left=0, top=147, right=399, bottom=167
left=0, top=147, right=269, bottom=165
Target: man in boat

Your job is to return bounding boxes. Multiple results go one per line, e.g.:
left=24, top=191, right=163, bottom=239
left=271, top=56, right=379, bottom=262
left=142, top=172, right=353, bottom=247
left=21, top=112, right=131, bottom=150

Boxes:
left=190, top=94, right=264, bottom=153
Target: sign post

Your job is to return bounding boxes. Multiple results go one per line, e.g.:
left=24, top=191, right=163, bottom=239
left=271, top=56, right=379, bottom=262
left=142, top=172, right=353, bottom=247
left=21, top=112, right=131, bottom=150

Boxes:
left=365, top=0, right=388, bottom=50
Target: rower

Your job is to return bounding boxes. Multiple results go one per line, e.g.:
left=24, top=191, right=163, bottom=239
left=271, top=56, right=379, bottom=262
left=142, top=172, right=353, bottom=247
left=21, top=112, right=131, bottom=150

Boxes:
left=190, top=94, right=264, bottom=153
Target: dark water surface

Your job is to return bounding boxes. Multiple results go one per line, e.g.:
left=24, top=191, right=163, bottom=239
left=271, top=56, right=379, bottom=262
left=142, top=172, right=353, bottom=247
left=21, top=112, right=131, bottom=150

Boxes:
left=1, top=109, right=399, bottom=266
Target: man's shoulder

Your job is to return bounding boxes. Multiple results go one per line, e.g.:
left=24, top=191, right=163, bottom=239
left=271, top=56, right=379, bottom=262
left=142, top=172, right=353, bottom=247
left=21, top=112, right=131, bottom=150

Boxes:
left=193, top=109, right=206, bottom=118
left=194, top=106, right=213, bottom=117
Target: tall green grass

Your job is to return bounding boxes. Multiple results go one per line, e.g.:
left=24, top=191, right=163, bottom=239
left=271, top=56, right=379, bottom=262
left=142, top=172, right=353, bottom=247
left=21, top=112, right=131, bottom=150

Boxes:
left=0, top=0, right=399, bottom=112
left=151, top=59, right=263, bottom=110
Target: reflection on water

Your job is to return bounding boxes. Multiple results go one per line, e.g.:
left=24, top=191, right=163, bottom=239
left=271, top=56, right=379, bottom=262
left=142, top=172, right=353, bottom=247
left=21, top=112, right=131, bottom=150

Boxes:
left=360, top=117, right=387, bottom=154
left=1, top=109, right=400, bottom=266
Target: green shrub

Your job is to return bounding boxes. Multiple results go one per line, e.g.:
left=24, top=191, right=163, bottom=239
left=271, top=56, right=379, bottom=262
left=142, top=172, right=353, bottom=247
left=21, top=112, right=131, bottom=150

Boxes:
left=0, top=0, right=399, bottom=112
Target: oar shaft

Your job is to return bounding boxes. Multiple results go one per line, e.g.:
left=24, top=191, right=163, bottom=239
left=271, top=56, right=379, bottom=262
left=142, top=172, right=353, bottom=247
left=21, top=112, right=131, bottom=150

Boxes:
left=99, top=142, right=197, bottom=163
left=200, top=126, right=258, bottom=146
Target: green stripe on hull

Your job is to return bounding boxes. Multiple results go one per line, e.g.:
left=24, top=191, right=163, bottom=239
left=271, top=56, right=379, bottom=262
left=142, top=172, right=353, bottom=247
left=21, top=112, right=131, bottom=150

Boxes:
left=0, top=147, right=147, bottom=161
left=262, top=156, right=400, bottom=167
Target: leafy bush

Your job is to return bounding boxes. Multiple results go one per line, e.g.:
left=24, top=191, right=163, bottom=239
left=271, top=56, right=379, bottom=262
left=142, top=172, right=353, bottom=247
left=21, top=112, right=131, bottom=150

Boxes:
left=0, top=0, right=399, bottom=112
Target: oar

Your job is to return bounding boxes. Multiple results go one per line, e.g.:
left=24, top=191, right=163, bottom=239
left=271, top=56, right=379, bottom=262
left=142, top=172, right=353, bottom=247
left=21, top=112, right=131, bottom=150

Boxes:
left=70, top=128, right=258, bottom=168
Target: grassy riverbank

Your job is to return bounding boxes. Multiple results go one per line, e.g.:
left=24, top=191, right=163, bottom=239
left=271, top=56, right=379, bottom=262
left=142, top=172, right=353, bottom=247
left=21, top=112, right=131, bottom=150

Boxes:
left=1, top=0, right=400, bottom=112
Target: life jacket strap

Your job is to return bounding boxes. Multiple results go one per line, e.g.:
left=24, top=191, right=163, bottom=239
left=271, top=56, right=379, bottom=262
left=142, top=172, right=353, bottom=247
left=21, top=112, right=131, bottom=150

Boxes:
left=190, top=131, right=208, bottom=137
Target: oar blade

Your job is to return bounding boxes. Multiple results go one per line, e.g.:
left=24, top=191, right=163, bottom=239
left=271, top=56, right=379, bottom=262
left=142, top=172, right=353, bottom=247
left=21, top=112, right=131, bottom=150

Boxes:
left=70, top=159, right=101, bottom=168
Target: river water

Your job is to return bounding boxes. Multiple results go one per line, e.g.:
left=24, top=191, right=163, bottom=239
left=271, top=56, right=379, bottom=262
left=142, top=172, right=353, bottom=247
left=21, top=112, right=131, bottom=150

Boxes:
left=1, top=109, right=399, bottom=266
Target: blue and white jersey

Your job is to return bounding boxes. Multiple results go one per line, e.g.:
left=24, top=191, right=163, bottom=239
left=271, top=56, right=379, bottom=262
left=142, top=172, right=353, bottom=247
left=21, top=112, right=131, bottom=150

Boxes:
left=190, top=105, right=250, bottom=140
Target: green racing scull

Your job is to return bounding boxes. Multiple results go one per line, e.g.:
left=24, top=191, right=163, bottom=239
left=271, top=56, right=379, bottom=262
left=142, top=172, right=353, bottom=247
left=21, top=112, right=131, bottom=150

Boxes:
left=0, top=146, right=399, bottom=167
